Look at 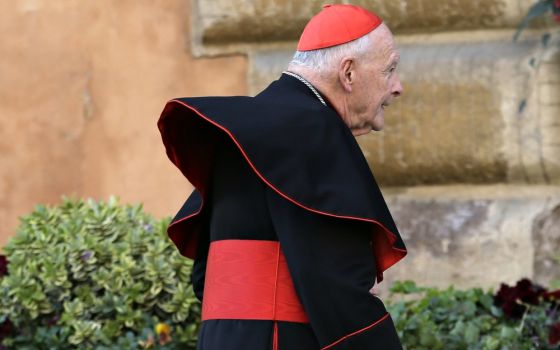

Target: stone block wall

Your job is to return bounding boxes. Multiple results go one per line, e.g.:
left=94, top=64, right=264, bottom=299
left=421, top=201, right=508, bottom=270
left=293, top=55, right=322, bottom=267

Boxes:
left=250, top=38, right=560, bottom=186
left=385, top=185, right=560, bottom=291
left=191, top=0, right=560, bottom=292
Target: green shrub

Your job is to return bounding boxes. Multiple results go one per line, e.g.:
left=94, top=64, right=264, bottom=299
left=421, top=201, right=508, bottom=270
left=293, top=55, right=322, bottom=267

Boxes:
left=0, top=197, right=200, bottom=349
left=387, top=280, right=560, bottom=350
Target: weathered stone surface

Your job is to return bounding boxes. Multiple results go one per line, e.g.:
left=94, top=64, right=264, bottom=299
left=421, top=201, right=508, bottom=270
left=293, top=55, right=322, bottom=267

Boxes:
left=0, top=0, right=247, bottom=246
left=533, top=204, right=560, bottom=286
left=249, top=49, right=294, bottom=94
left=374, top=185, right=560, bottom=296
left=249, top=33, right=560, bottom=186
left=193, top=0, right=534, bottom=55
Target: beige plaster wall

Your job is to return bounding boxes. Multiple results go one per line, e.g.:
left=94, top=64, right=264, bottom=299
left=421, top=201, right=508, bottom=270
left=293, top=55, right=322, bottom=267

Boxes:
left=0, top=0, right=247, bottom=247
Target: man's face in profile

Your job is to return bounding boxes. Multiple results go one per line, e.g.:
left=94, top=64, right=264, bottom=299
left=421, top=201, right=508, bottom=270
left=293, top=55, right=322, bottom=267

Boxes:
left=348, top=25, right=403, bottom=135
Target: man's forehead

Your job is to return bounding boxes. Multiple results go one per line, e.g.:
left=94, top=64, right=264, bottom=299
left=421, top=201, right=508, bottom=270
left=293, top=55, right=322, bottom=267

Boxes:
left=371, top=37, right=399, bottom=63
left=384, top=39, right=401, bottom=64
left=369, top=25, right=398, bottom=57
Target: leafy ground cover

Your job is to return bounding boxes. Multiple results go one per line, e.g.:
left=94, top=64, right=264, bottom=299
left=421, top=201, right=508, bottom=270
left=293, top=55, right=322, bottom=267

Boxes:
left=388, top=279, right=560, bottom=350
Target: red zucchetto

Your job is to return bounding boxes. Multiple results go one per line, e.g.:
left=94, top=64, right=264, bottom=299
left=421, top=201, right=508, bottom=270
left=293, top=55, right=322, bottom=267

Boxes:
left=297, top=4, right=382, bottom=51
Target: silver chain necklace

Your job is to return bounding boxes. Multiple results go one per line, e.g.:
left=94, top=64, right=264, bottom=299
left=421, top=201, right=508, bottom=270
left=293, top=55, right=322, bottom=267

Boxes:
left=282, top=71, right=327, bottom=107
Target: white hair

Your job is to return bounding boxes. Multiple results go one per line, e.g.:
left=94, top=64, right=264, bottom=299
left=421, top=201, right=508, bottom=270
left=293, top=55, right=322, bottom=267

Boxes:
left=288, top=33, right=374, bottom=74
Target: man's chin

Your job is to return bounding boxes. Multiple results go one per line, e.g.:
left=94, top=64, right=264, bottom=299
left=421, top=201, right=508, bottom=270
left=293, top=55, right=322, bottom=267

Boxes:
left=371, top=113, right=385, bottom=131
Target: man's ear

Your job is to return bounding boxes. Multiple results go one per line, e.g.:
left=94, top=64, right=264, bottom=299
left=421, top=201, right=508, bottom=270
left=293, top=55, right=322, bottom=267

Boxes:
left=338, top=57, right=355, bottom=93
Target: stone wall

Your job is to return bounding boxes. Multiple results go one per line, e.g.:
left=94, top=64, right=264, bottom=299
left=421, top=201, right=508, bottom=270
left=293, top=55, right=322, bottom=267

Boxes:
left=250, top=37, right=560, bottom=186
left=1, top=0, right=559, bottom=293
left=384, top=185, right=560, bottom=292
left=189, top=0, right=560, bottom=291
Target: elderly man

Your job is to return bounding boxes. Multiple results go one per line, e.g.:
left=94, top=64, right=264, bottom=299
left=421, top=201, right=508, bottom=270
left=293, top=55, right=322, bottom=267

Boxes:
left=158, top=4, right=407, bottom=350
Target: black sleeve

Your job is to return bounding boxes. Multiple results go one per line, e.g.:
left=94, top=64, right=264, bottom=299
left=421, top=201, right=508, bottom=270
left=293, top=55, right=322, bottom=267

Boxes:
left=191, top=227, right=209, bottom=302
left=265, top=188, right=403, bottom=350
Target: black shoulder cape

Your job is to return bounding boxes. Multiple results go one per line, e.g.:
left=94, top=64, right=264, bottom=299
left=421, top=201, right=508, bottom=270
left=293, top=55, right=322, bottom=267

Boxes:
left=157, top=74, right=407, bottom=281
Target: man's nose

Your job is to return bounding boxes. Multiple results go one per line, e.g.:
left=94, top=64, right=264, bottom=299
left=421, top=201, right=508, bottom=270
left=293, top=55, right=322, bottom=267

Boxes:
left=392, top=74, right=403, bottom=97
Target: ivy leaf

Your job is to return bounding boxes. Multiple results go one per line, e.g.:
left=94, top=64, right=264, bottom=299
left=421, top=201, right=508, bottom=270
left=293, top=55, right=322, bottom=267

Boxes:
left=484, top=336, right=501, bottom=350
left=462, top=300, right=477, bottom=317
left=514, top=0, right=553, bottom=42
left=390, top=280, right=423, bottom=294
left=518, top=99, right=527, bottom=114
left=530, top=57, right=540, bottom=69
left=554, top=1, right=560, bottom=14
left=542, top=32, right=551, bottom=47
left=464, top=323, right=480, bottom=343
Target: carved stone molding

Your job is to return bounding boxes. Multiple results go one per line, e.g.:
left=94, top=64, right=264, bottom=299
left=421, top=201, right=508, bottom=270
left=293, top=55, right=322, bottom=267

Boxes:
left=192, top=0, right=534, bottom=56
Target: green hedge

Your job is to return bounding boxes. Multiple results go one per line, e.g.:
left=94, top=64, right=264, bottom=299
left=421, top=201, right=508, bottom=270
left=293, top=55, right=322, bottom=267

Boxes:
left=0, top=197, right=200, bottom=349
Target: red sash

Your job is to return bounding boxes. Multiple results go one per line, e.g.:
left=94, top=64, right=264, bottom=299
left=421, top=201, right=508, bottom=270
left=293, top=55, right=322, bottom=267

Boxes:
left=202, top=240, right=309, bottom=323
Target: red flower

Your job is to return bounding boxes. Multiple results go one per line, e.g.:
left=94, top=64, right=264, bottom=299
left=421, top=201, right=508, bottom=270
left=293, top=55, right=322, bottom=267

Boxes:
left=555, top=0, right=560, bottom=22
left=550, top=322, right=560, bottom=345
left=493, top=278, right=547, bottom=319
left=516, top=278, right=546, bottom=305
left=0, top=256, right=7, bottom=277
left=494, top=283, right=527, bottom=319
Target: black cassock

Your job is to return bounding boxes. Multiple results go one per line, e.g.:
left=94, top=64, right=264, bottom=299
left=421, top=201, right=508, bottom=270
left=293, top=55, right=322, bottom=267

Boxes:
left=158, top=74, right=407, bottom=349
